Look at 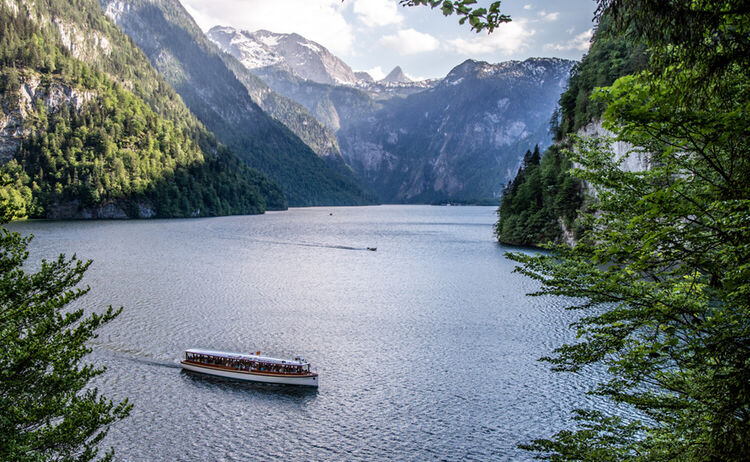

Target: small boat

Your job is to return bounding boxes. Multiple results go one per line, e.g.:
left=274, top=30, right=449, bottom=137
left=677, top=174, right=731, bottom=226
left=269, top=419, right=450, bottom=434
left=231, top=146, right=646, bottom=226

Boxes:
left=367, top=247, right=377, bottom=251
left=180, top=348, right=318, bottom=387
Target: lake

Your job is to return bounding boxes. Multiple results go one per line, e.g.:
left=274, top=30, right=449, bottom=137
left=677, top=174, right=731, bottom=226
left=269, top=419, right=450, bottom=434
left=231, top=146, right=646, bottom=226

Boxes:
left=9, top=205, right=602, bottom=461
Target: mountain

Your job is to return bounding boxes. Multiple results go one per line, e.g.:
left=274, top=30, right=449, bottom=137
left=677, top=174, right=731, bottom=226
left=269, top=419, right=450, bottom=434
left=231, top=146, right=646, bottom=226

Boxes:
left=354, top=71, right=374, bottom=83
left=380, top=66, right=411, bottom=84
left=337, top=58, right=575, bottom=203
left=207, top=27, right=440, bottom=132
left=99, top=0, right=373, bottom=206
left=208, top=27, right=359, bottom=86
left=241, top=64, right=379, bottom=133
left=207, top=27, right=573, bottom=205
left=0, top=0, right=285, bottom=219
left=218, top=55, right=347, bottom=163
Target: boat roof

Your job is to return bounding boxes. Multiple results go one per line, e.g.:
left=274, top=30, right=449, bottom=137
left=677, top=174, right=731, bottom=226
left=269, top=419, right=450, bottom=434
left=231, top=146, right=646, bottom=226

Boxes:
left=185, top=348, right=309, bottom=366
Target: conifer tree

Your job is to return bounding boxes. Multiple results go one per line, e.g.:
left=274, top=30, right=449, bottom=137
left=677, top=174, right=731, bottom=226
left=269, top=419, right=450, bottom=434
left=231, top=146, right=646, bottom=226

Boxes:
left=0, top=200, right=130, bottom=461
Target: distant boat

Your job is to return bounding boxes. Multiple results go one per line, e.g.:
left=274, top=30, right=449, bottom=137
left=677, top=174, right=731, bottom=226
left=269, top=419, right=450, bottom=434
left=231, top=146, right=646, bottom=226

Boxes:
left=181, top=348, right=318, bottom=387
left=367, top=247, right=377, bottom=251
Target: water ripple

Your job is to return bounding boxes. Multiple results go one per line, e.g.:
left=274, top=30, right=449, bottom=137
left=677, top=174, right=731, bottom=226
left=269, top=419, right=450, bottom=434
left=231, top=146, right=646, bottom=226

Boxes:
left=8, top=206, right=616, bottom=461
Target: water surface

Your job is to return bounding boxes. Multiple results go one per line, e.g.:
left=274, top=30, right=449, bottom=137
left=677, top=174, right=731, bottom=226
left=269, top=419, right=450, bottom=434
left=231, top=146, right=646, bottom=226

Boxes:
left=10, top=205, right=600, bottom=461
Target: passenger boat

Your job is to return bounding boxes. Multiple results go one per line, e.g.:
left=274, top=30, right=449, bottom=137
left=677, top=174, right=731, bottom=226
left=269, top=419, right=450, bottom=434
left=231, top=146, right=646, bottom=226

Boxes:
left=180, top=348, right=319, bottom=387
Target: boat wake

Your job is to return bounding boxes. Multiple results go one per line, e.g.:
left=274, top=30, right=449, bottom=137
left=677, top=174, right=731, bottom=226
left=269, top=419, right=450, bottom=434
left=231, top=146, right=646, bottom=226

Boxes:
left=249, top=238, right=377, bottom=252
left=203, top=221, right=376, bottom=251
left=128, top=356, right=182, bottom=369
left=90, top=342, right=182, bottom=369
left=231, top=237, right=375, bottom=252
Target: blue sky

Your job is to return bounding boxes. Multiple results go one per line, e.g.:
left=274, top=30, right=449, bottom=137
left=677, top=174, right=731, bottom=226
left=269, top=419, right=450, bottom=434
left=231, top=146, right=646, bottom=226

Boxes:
left=180, top=0, right=598, bottom=80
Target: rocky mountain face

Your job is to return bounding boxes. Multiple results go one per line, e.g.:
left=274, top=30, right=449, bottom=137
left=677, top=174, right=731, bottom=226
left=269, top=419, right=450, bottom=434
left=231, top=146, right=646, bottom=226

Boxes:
left=208, top=27, right=359, bottom=86
left=209, top=26, right=573, bottom=204
left=100, top=0, right=373, bottom=206
left=264, top=68, right=375, bottom=132
left=218, top=55, right=346, bottom=163
left=337, top=58, right=575, bottom=203
left=208, top=27, right=444, bottom=131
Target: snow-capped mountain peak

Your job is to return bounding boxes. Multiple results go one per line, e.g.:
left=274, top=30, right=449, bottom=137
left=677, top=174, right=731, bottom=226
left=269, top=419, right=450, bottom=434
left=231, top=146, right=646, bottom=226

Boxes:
left=208, top=26, right=358, bottom=85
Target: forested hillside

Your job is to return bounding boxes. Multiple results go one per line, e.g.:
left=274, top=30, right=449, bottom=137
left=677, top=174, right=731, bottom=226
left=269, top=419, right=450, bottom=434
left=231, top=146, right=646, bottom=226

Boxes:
left=494, top=145, right=581, bottom=246
left=0, top=0, right=285, bottom=219
left=495, top=18, right=647, bottom=245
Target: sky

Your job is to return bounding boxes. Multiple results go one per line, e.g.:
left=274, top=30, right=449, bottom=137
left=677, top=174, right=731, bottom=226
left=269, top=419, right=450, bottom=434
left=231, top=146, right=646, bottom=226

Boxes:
left=179, top=0, right=598, bottom=80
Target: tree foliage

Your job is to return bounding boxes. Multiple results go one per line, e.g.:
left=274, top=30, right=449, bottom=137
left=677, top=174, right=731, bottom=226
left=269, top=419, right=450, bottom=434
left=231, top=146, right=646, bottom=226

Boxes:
left=553, top=15, right=648, bottom=140
left=512, top=1, right=750, bottom=459
left=595, top=0, right=750, bottom=81
left=399, top=0, right=510, bottom=33
left=0, top=225, right=131, bottom=460
left=495, top=145, right=583, bottom=246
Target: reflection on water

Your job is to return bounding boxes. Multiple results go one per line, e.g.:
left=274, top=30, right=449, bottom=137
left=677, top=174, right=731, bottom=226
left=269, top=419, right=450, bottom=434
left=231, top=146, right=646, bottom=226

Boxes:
left=180, top=370, right=320, bottom=399
left=9, top=206, right=602, bottom=461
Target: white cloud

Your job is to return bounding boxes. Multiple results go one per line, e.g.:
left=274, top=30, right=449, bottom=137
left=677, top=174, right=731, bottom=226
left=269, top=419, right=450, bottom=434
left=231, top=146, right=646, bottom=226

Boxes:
left=538, top=10, right=559, bottom=22
left=445, top=20, right=534, bottom=55
left=352, top=0, right=403, bottom=27
left=405, top=72, right=425, bottom=81
left=544, top=28, right=593, bottom=52
left=179, top=0, right=355, bottom=55
left=365, top=66, right=386, bottom=80
left=379, top=29, right=440, bottom=55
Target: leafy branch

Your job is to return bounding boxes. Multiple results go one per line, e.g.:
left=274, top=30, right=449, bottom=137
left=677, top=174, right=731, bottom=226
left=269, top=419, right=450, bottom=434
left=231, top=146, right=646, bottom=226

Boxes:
left=398, top=0, right=511, bottom=33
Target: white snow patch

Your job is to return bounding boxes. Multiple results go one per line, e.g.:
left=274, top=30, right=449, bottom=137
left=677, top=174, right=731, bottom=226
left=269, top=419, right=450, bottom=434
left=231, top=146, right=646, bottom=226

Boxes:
left=257, top=34, right=280, bottom=47
left=299, top=41, right=321, bottom=53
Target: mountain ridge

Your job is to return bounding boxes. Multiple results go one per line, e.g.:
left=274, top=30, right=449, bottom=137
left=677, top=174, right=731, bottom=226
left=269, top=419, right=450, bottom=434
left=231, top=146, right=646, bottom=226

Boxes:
left=208, top=26, right=359, bottom=86
left=100, top=0, right=374, bottom=206
left=338, top=57, right=575, bottom=203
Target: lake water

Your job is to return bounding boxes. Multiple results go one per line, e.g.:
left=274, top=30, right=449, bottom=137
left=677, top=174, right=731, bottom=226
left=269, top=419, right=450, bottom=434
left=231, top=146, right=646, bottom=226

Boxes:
left=9, top=205, right=604, bottom=461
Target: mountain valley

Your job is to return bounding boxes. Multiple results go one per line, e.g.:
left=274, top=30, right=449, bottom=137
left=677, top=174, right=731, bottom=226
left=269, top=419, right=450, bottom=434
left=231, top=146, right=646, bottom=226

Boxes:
left=209, top=25, right=573, bottom=204
left=0, top=0, right=575, bottom=216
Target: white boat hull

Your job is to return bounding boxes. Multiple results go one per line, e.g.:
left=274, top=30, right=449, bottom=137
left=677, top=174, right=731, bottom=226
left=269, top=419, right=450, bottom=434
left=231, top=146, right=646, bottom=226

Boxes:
left=181, top=361, right=319, bottom=387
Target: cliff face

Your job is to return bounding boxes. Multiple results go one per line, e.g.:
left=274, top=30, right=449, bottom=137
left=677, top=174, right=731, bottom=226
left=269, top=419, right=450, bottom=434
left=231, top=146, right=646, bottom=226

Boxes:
left=578, top=120, right=649, bottom=173
left=1, top=76, right=94, bottom=163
